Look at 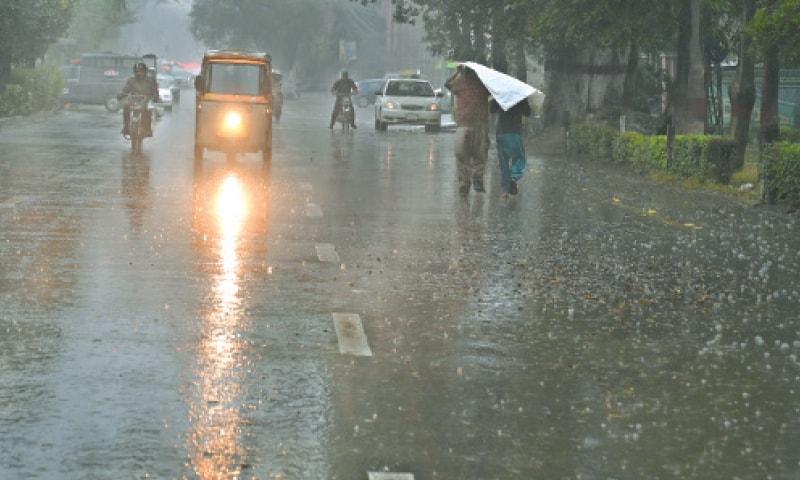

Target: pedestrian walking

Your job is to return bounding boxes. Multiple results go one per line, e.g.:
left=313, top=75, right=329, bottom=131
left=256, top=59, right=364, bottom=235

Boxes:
left=445, top=65, right=490, bottom=196
left=491, top=98, right=531, bottom=198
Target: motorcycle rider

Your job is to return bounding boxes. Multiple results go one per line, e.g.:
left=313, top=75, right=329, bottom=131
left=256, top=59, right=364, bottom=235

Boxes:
left=329, top=70, right=357, bottom=129
left=118, top=62, right=159, bottom=137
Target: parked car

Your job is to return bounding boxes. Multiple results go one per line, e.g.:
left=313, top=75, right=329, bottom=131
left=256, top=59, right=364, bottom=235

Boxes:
left=374, top=78, right=443, bottom=132
left=354, top=78, right=385, bottom=108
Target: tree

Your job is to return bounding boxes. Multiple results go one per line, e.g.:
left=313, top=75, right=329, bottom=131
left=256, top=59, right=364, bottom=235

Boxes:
left=729, top=0, right=757, bottom=167
left=751, top=0, right=800, bottom=144
left=66, top=0, right=129, bottom=54
left=356, top=0, right=530, bottom=75
left=0, top=0, right=75, bottom=88
left=525, top=0, right=675, bottom=125
left=671, top=0, right=707, bottom=134
left=191, top=0, right=385, bottom=87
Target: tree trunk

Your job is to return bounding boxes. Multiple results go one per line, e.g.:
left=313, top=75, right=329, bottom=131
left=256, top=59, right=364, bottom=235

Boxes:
left=514, top=38, right=527, bottom=82
left=729, top=0, right=756, bottom=168
left=677, top=0, right=706, bottom=133
left=490, top=6, right=508, bottom=73
left=715, top=61, right=724, bottom=133
left=0, top=55, right=10, bottom=91
left=472, top=7, right=488, bottom=63
left=543, top=46, right=626, bottom=127
left=621, top=42, right=639, bottom=110
left=760, top=44, right=781, bottom=144
left=671, top=0, right=691, bottom=125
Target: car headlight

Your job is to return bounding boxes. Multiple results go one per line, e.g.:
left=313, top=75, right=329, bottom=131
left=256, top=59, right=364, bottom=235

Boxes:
left=429, top=103, right=439, bottom=111
left=384, top=101, right=398, bottom=110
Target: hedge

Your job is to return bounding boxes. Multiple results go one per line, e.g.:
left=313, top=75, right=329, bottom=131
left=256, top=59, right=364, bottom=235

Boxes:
left=572, top=122, right=739, bottom=183
left=762, top=142, right=800, bottom=204
left=0, top=66, right=64, bottom=117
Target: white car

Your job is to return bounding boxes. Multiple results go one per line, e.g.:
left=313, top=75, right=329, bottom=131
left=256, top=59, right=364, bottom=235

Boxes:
left=156, top=74, right=178, bottom=111
left=374, top=78, right=443, bottom=132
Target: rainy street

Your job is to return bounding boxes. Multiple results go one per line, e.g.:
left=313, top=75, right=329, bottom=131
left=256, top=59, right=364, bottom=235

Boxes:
left=1, top=94, right=800, bottom=479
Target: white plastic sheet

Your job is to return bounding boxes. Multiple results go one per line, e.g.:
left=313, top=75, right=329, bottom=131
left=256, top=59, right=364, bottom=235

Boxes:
left=461, top=61, right=541, bottom=111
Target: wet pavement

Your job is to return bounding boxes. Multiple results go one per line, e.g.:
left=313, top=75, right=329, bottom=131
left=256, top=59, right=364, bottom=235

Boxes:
left=1, top=94, right=799, bottom=479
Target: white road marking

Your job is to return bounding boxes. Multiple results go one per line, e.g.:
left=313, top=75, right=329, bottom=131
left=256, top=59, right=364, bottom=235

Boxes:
left=299, top=182, right=313, bottom=192
left=315, top=243, right=340, bottom=263
left=368, top=473, right=414, bottom=480
left=305, top=203, right=323, bottom=218
left=333, top=313, right=373, bottom=357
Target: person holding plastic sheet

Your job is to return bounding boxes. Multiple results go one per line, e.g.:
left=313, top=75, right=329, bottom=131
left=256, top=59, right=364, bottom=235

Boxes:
left=491, top=98, right=531, bottom=198
left=445, top=65, right=490, bottom=196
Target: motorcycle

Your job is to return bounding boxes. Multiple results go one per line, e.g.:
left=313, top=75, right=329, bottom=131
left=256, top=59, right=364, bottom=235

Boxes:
left=336, top=95, right=354, bottom=132
left=124, top=93, right=151, bottom=154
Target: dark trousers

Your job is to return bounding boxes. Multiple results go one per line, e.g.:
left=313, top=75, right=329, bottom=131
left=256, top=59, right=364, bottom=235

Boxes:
left=330, top=97, right=356, bottom=127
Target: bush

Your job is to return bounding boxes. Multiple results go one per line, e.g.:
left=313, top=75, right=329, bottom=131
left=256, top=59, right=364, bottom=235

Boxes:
left=672, top=136, right=739, bottom=182
left=762, top=142, right=800, bottom=205
left=0, top=65, right=64, bottom=117
left=572, top=122, right=738, bottom=182
left=570, top=122, right=618, bottom=160
left=612, top=132, right=668, bottom=169
left=0, top=84, right=34, bottom=116
left=781, top=126, right=800, bottom=143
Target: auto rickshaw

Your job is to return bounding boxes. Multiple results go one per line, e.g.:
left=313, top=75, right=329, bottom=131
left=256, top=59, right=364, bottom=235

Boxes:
left=194, top=50, right=273, bottom=163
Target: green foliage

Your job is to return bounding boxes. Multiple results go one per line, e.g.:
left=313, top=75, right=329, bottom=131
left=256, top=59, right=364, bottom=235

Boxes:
left=66, top=0, right=130, bottom=54
left=782, top=126, right=800, bottom=143
left=191, top=1, right=385, bottom=85
left=0, top=85, right=33, bottom=117
left=526, top=0, right=675, bottom=52
left=671, top=135, right=739, bottom=182
left=571, top=122, right=618, bottom=160
left=0, top=66, right=65, bottom=117
left=0, top=1, right=75, bottom=66
left=613, top=132, right=668, bottom=169
left=751, top=0, right=800, bottom=64
left=572, top=122, right=739, bottom=182
left=761, top=142, right=800, bottom=204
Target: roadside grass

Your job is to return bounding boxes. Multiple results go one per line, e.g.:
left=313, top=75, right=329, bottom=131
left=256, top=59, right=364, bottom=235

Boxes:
left=648, top=164, right=759, bottom=202
left=532, top=128, right=764, bottom=203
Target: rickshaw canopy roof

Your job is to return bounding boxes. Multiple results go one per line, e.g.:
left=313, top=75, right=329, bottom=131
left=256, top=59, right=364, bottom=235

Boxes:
left=204, top=50, right=271, bottom=64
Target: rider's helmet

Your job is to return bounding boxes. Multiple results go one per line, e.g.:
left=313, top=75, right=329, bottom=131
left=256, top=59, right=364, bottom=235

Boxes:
left=133, top=62, right=148, bottom=75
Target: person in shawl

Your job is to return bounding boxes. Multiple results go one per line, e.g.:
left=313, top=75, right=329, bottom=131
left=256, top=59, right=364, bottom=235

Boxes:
left=445, top=65, right=491, bottom=196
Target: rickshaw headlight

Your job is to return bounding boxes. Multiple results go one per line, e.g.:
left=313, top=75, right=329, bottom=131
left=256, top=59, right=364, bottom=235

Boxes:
left=224, top=111, right=242, bottom=131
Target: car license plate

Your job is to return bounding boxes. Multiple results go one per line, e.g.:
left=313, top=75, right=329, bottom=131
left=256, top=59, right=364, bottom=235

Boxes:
left=408, top=114, right=418, bottom=121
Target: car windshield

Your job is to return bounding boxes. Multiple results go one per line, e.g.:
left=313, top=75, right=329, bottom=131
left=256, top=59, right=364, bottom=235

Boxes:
left=385, top=81, right=434, bottom=97
left=207, top=63, right=263, bottom=95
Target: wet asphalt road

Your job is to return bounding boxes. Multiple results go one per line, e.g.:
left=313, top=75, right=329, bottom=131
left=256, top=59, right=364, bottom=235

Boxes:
left=1, top=94, right=800, bottom=480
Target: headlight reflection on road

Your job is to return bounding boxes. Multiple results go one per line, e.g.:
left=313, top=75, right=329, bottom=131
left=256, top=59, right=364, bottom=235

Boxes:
left=190, top=173, right=250, bottom=479
left=215, top=174, right=248, bottom=306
